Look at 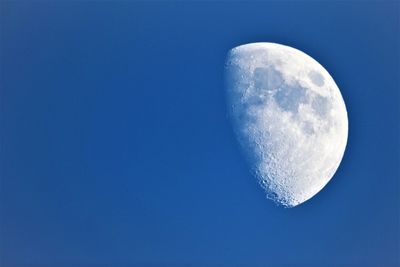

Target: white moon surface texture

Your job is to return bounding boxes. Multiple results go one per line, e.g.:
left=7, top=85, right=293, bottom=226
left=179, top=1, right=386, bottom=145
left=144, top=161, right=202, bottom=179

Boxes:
left=225, top=43, right=348, bottom=207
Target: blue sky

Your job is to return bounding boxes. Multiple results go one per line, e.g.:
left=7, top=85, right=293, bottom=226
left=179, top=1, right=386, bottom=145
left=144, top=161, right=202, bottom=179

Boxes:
left=1, top=2, right=399, bottom=266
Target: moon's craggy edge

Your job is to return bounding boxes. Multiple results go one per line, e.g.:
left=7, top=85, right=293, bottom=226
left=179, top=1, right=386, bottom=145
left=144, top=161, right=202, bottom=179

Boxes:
left=224, top=64, right=302, bottom=208
left=224, top=43, right=348, bottom=208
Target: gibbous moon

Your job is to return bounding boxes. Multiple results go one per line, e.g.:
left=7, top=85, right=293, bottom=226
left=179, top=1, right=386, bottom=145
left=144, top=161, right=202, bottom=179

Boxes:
left=225, top=43, right=348, bottom=207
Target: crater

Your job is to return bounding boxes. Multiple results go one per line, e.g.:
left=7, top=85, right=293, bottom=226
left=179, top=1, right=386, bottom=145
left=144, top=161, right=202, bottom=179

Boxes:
left=274, top=82, right=307, bottom=113
left=302, top=121, right=315, bottom=135
left=253, top=67, right=283, bottom=93
left=312, top=95, right=329, bottom=117
left=308, top=70, right=325, bottom=87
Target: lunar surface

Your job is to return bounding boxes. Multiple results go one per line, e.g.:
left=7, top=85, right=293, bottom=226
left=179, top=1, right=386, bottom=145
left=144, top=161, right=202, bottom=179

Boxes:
left=225, top=43, right=348, bottom=207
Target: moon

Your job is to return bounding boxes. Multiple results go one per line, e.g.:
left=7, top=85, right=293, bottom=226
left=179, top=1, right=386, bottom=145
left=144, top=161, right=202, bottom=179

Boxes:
left=225, top=43, right=348, bottom=207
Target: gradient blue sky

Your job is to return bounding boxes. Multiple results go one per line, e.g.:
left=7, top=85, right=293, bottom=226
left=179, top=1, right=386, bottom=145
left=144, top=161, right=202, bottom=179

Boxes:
left=1, top=2, right=399, bottom=267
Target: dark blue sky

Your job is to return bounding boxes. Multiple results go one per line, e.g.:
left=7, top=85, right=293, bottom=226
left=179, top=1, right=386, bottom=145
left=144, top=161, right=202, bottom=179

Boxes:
left=1, top=2, right=399, bottom=267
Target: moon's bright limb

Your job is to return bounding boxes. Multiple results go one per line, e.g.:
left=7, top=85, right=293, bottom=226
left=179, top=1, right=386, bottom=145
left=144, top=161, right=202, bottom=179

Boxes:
left=225, top=43, right=348, bottom=207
